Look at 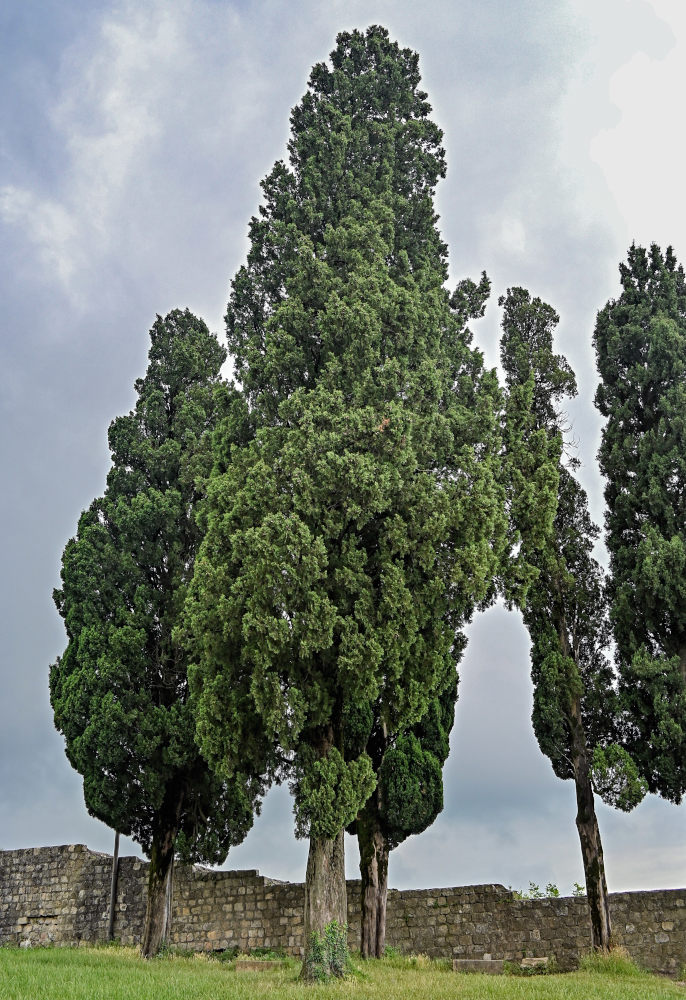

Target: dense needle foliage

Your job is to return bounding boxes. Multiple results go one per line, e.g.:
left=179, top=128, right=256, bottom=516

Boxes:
left=499, top=287, right=644, bottom=950
left=184, top=26, right=504, bottom=974
left=51, top=311, right=269, bottom=954
left=594, top=243, right=686, bottom=803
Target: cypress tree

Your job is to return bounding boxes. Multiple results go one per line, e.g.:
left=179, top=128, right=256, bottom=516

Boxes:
left=185, top=27, right=504, bottom=979
left=594, top=244, right=686, bottom=802
left=500, top=288, right=645, bottom=951
left=50, top=310, right=270, bottom=958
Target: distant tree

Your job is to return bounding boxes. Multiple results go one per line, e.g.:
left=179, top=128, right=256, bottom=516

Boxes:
left=500, top=287, right=645, bottom=951
left=594, top=243, right=686, bottom=803
left=184, top=27, right=504, bottom=980
left=50, top=310, right=270, bottom=958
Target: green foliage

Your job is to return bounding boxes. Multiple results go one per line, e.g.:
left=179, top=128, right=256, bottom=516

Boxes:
left=618, top=649, right=686, bottom=799
left=499, top=289, right=622, bottom=786
left=245, top=947, right=287, bottom=960
left=500, top=286, right=643, bottom=950
left=594, top=243, right=686, bottom=803
left=513, top=881, right=558, bottom=900
left=572, top=882, right=586, bottom=897
left=591, top=745, right=648, bottom=812
left=378, top=734, right=443, bottom=842
left=303, top=921, right=351, bottom=982
left=497, top=287, right=573, bottom=605
left=579, top=946, right=643, bottom=977
left=291, top=747, right=375, bottom=839
left=2, top=944, right=679, bottom=999
left=50, top=310, right=267, bottom=866
left=186, top=26, right=505, bottom=847
left=382, top=945, right=402, bottom=959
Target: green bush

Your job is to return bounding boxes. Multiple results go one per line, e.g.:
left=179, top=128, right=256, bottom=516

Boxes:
left=303, top=920, right=350, bottom=982
left=580, top=946, right=643, bottom=977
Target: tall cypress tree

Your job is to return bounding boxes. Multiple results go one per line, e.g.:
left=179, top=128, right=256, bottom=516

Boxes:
left=594, top=244, right=686, bottom=802
left=500, top=288, right=645, bottom=951
left=185, top=27, right=504, bottom=979
left=50, top=310, right=270, bottom=958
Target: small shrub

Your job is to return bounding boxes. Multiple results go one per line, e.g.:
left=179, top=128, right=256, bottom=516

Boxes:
left=512, top=881, right=562, bottom=899
left=250, top=946, right=286, bottom=959
left=580, top=945, right=643, bottom=977
left=215, top=946, right=240, bottom=962
left=303, top=920, right=350, bottom=982
left=382, top=945, right=401, bottom=959
left=572, top=882, right=586, bottom=897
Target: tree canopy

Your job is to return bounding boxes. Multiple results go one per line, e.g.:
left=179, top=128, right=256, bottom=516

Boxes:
left=184, top=25, right=504, bottom=978
left=500, top=287, right=644, bottom=950
left=50, top=310, right=270, bottom=956
left=594, top=243, right=686, bottom=803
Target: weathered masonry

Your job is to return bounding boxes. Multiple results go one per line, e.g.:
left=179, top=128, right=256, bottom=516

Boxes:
left=1, top=845, right=684, bottom=975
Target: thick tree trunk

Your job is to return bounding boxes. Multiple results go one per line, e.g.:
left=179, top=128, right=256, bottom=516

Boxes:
left=140, top=831, right=175, bottom=958
left=301, top=829, right=347, bottom=979
left=303, top=829, right=347, bottom=936
left=357, top=796, right=389, bottom=958
left=569, top=692, right=612, bottom=951
left=300, top=720, right=349, bottom=980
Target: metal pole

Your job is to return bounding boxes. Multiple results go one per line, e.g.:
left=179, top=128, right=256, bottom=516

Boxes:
left=107, top=830, right=120, bottom=941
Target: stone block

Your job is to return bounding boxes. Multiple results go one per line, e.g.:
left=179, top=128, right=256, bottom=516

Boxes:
left=521, top=956, right=549, bottom=969
left=453, top=959, right=504, bottom=974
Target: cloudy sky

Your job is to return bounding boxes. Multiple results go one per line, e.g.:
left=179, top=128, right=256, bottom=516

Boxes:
left=2, top=0, right=684, bottom=896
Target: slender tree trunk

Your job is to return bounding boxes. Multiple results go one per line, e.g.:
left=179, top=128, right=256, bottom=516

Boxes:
left=301, top=828, right=347, bottom=979
left=569, top=692, right=612, bottom=951
left=357, top=795, right=389, bottom=958
left=107, top=830, right=120, bottom=941
left=164, top=853, right=174, bottom=945
left=140, top=831, right=175, bottom=958
left=554, top=591, right=612, bottom=953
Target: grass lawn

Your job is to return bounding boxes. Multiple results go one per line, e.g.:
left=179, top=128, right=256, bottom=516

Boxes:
left=0, top=946, right=683, bottom=1000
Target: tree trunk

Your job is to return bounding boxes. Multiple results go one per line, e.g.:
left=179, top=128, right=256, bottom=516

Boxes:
left=569, top=692, right=612, bottom=951
left=301, top=828, right=347, bottom=979
left=164, top=853, right=174, bottom=944
left=140, top=831, right=175, bottom=958
left=107, top=830, right=120, bottom=941
left=357, top=795, right=389, bottom=958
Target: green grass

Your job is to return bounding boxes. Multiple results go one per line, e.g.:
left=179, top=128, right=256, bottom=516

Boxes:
left=0, top=945, right=682, bottom=1000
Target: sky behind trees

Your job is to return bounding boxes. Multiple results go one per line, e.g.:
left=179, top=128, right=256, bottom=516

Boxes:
left=2, top=0, right=685, bottom=894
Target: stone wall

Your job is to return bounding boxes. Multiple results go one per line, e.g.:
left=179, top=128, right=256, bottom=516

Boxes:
left=1, top=845, right=684, bottom=975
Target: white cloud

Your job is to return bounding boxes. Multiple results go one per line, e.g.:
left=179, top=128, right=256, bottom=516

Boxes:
left=554, top=0, right=686, bottom=257
left=499, top=215, right=527, bottom=255
left=1, top=2, right=191, bottom=305
left=0, top=1, right=253, bottom=312
left=1, top=184, right=78, bottom=288
left=590, top=36, right=686, bottom=254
